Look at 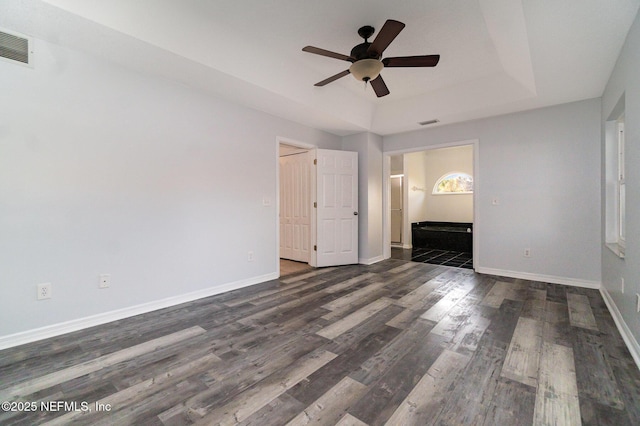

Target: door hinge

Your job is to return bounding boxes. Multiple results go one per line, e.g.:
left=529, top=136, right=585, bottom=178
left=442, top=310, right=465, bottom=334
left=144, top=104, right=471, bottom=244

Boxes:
left=313, top=159, right=317, bottom=165
left=313, top=202, right=317, bottom=208
left=314, top=245, right=317, bottom=251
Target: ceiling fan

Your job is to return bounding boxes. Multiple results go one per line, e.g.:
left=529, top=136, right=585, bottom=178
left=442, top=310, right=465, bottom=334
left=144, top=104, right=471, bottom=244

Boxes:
left=302, top=19, right=440, bottom=97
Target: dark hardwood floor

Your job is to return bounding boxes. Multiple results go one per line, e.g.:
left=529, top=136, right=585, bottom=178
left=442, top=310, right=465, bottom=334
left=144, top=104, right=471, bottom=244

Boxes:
left=1, top=260, right=639, bottom=425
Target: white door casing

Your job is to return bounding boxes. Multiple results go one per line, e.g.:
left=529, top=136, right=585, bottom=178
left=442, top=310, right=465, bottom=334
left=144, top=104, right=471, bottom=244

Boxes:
left=390, top=176, right=403, bottom=244
left=279, top=151, right=312, bottom=262
left=315, top=149, right=358, bottom=267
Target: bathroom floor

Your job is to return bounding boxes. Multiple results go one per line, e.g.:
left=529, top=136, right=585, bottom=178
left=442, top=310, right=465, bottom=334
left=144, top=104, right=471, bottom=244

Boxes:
left=391, top=247, right=473, bottom=269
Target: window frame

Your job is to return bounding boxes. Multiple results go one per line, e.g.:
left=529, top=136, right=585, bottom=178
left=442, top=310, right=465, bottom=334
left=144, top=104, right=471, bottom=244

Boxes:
left=432, top=171, right=474, bottom=195
left=605, top=95, right=626, bottom=258
left=617, top=115, right=625, bottom=248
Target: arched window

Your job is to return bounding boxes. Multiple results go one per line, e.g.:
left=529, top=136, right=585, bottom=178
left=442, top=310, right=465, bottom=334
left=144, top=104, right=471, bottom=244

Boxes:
left=433, top=172, right=473, bottom=194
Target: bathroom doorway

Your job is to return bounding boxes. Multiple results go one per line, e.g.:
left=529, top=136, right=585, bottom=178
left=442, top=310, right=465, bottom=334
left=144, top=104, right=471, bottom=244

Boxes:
left=390, top=175, right=403, bottom=245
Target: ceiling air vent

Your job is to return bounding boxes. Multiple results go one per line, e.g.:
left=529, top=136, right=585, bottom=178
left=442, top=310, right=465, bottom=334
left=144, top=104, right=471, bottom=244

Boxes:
left=0, top=29, right=32, bottom=66
left=418, top=119, right=440, bottom=126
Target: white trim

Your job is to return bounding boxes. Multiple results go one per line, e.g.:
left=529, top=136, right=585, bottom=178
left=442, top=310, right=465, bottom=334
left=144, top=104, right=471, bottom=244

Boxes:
left=359, top=255, right=385, bottom=265
left=383, top=155, right=391, bottom=259
left=476, top=267, right=600, bottom=289
left=390, top=243, right=412, bottom=249
left=605, top=242, right=625, bottom=259
left=600, top=286, right=640, bottom=370
left=0, top=272, right=277, bottom=350
left=472, top=141, right=480, bottom=270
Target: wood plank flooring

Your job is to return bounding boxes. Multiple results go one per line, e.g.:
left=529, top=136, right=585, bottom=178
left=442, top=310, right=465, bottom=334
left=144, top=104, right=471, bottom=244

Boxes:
left=1, top=259, right=639, bottom=425
left=280, top=259, right=313, bottom=277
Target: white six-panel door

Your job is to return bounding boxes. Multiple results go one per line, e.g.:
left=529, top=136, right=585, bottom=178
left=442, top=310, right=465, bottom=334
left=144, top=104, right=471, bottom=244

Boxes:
left=315, top=149, right=358, bottom=267
left=279, top=151, right=312, bottom=263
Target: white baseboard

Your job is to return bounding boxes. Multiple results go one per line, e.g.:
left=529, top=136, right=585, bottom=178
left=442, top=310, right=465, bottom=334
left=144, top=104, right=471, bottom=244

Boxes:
left=390, top=244, right=412, bottom=249
left=0, top=272, right=278, bottom=351
left=475, top=267, right=601, bottom=289
left=359, top=255, right=385, bottom=265
left=600, top=286, right=640, bottom=371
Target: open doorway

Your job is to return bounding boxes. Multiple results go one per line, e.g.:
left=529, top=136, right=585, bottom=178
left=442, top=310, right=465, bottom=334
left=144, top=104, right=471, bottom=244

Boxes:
left=390, top=174, right=403, bottom=246
left=278, top=142, right=314, bottom=276
left=384, top=141, right=478, bottom=270
left=390, top=154, right=405, bottom=247
left=277, top=140, right=360, bottom=276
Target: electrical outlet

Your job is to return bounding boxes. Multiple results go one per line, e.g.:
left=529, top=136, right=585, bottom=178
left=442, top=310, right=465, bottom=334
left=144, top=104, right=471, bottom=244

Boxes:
left=248, top=251, right=254, bottom=262
left=621, top=277, right=625, bottom=294
left=523, top=248, right=531, bottom=258
left=37, top=283, right=52, bottom=300
left=99, top=274, right=110, bottom=289
left=636, top=294, right=640, bottom=313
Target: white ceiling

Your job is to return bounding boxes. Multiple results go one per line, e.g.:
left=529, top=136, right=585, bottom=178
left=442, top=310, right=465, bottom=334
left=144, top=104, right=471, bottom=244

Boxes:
left=3, top=0, right=639, bottom=136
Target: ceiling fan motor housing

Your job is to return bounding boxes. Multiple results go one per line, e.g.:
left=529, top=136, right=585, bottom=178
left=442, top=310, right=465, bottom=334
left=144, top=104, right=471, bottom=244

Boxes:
left=351, top=42, right=379, bottom=60
left=350, top=26, right=383, bottom=82
left=351, top=25, right=380, bottom=60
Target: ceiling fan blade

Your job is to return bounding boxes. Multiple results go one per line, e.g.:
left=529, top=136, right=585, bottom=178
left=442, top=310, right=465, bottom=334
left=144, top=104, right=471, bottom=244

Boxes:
left=370, top=75, right=390, bottom=97
left=367, top=20, right=405, bottom=57
left=382, top=55, right=440, bottom=67
left=314, top=69, right=351, bottom=86
left=302, top=46, right=353, bottom=62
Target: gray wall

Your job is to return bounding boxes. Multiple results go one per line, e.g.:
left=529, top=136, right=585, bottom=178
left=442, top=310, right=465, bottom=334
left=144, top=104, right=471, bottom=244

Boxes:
left=342, top=132, right=384, bottom=264
left=385, top=99, right=601, bottom=286
left=601, top=11, right=640, bottom=354
left=0, top=36, right=341, bottom=338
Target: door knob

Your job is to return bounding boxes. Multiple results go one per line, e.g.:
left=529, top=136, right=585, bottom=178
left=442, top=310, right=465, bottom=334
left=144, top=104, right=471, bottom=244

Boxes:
left=353, top=212, right=358, bottom=216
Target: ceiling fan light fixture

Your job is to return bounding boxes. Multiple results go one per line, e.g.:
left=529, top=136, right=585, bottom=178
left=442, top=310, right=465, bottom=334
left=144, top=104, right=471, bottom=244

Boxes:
left=349, top=59, right=384, bottom=82
left=303, top=19, right=439, bottom=96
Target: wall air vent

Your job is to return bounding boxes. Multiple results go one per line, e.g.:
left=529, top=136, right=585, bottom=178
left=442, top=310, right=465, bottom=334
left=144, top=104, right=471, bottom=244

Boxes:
left=0, top=29, right=32, bottom=66
left=418, top=119, right=440, bottom=126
